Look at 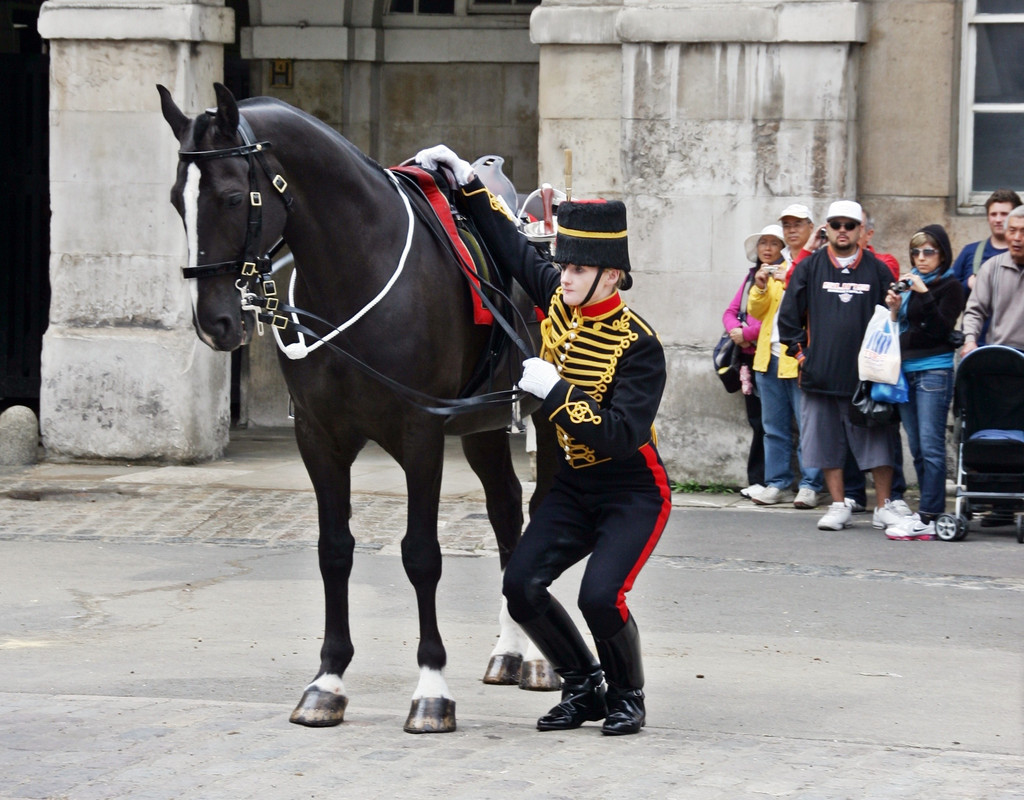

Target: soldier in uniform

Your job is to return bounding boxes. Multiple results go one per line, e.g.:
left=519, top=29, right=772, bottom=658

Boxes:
left=415, top=145, right=672, bottom=736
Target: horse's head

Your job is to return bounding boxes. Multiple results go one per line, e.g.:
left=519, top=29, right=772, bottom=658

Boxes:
left=158, top=83, right=288, bottom=351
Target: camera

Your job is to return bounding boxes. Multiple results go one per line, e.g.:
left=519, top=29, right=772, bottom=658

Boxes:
left=890, top=279, right=912, bottom=293
left=816, top=227, right=827, bottom=242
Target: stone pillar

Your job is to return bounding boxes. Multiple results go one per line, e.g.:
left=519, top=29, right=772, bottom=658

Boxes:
left=531, top=0, right=625, bottom=200
left=532, top=0, right=868, bottom=482
left=37, top=1, right=234, bottom=461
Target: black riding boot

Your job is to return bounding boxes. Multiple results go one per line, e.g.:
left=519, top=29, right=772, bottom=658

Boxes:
left=519, top=598, right=606, bottom=731
left=596, top=614, right=645, bottom=736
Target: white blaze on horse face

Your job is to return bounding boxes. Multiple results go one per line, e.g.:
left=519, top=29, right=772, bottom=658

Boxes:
left=412, top=666, right=453, bottom=701
left=183, top=163, right=201, bottom=280
left=182, top=162, right=216, bottom=348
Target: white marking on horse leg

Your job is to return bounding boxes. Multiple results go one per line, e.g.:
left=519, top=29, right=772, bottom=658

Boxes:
left=182, top=162, right=216, bottom=348
left=488, top=595, right=527, bottom=658
left=307, top=673, right=346, bottom=696
left=523, top=638, right=546, bottom=663
left=411, top=667, right=452, bottom=700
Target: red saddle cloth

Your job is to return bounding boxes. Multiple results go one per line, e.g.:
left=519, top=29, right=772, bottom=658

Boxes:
left=390, top=164, right=494, bottom=325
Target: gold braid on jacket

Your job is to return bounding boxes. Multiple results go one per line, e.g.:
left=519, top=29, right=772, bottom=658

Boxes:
left=541, top=288, right=654, bottom=468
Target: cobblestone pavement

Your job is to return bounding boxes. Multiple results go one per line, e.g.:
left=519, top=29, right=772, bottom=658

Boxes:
left=1, top=481, right=494, bottom=555
left=4, top=478, right=1022, bottom=594
left=2, top=449, right=1023, bottom=799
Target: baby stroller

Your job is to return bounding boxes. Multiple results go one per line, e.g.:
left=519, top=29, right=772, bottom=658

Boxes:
left=937, top=345, right=1024, bottom=542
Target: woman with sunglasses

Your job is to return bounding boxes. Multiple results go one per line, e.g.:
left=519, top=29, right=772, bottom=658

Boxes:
left=882, top=225, right=965, bottom=540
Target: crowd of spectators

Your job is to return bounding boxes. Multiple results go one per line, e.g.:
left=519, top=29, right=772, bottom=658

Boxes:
left=721, top=189, right=1024, bottom=540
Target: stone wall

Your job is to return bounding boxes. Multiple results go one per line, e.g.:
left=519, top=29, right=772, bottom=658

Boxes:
left=531, top=0, right=869, bottom=484
left=856, top=0, right=967, bottom=251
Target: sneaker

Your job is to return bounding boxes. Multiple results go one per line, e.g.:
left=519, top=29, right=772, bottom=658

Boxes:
left=740, top=483, right=765, bottom=499
left=885, top=519, right=935, bottom=541
left=793, top=487, right=823, bottom=509
left=889, top=499, right=914, bottom=517
left=873, top=500, right=920, bottom=530
left=752, top=486, right=796, bottom=506
left=817, top=501, right=853, bottom=530
left=844, top=497, right=866, bottom=513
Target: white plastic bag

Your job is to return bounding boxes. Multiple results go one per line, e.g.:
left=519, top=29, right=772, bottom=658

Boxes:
left=858, top=305, right=901, bottom=385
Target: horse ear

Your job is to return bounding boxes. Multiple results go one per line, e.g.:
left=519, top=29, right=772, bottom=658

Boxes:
left=157, top=84, right=190, bottom=140
left=213, top=82, right=240, bottom=136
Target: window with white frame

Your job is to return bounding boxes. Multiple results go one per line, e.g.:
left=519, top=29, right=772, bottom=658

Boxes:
left=959, top=0, right=1024, bottom=207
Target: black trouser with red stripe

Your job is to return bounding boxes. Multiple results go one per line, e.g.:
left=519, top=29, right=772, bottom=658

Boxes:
left=503, top=443, right=671, bottom=640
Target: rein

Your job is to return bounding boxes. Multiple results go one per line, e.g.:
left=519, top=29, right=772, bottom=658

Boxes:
left=266, top=169, right=415, bottom=361
left=178, top=115, right=532, bottom=417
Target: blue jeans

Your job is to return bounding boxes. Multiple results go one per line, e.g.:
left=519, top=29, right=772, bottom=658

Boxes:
left=900, top=368, right=954, bottom=517
left=758, top=358, right=823, bottom=491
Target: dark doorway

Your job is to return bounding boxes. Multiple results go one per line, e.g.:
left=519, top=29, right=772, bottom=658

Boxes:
left=223, top=0, right=252, bottom=103
left=225, top=0, right=252, bottom=426
left=0, top=2, right=49, bottom=414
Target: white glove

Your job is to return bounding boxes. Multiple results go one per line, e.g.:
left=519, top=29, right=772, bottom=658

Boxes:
left=518, top=357, right=562, bottom=399
left=413, top=144, right=475, bottom=186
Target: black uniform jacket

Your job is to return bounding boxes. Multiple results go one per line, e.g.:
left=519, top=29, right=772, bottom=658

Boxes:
left=459, top=178, right=666, bottom=469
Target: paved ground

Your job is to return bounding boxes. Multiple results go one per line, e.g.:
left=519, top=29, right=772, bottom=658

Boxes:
left=1, top=428, right=1022, bottom=799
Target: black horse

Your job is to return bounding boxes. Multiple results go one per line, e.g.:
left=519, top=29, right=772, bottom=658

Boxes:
left=158, top=83, right=556, bottom=733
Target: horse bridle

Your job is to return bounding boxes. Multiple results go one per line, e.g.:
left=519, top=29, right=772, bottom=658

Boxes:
left=178, top=116, right=293, bottom=287
left=176, top=114, right=532, bottom=417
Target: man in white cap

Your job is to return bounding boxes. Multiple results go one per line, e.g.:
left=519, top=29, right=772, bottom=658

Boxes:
left=778, top=203, right=820, bottom=268
left=777, top=200, right=907, bottom=532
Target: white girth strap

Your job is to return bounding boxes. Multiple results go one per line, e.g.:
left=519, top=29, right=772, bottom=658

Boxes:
left=272, top=169, right=415, bottom=360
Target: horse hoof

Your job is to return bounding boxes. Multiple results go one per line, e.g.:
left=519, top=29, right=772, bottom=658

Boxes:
left=289, top=688, right=348, bottom=727
left=483, top=653, right=523, bottom=685
left=519, top=659, right=561, bottom=692
left=403, top=697, right=456, bottom=734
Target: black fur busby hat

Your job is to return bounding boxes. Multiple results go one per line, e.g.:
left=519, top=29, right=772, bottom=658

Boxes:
left=553, top=199, right=632, bottom=289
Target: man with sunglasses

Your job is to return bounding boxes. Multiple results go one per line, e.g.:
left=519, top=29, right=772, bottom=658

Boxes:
left=844, top=210, right=910, bottom=517
left=777, top=201, right=905, bottom=532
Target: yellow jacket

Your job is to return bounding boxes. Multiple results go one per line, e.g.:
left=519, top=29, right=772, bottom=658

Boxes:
left=746, top=277, right=800, bottom=378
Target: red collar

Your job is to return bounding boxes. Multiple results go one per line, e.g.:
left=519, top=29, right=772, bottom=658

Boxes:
left=578, top=292, right=624, bottom=318
left=792, top=248, right=812, bottom=265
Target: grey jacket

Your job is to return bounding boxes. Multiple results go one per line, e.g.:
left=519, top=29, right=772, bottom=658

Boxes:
left=962, top=251, right=1024, bottom=349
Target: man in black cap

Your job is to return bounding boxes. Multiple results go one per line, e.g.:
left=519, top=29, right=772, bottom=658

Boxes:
left=415, top=145, right=671, bottom=736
